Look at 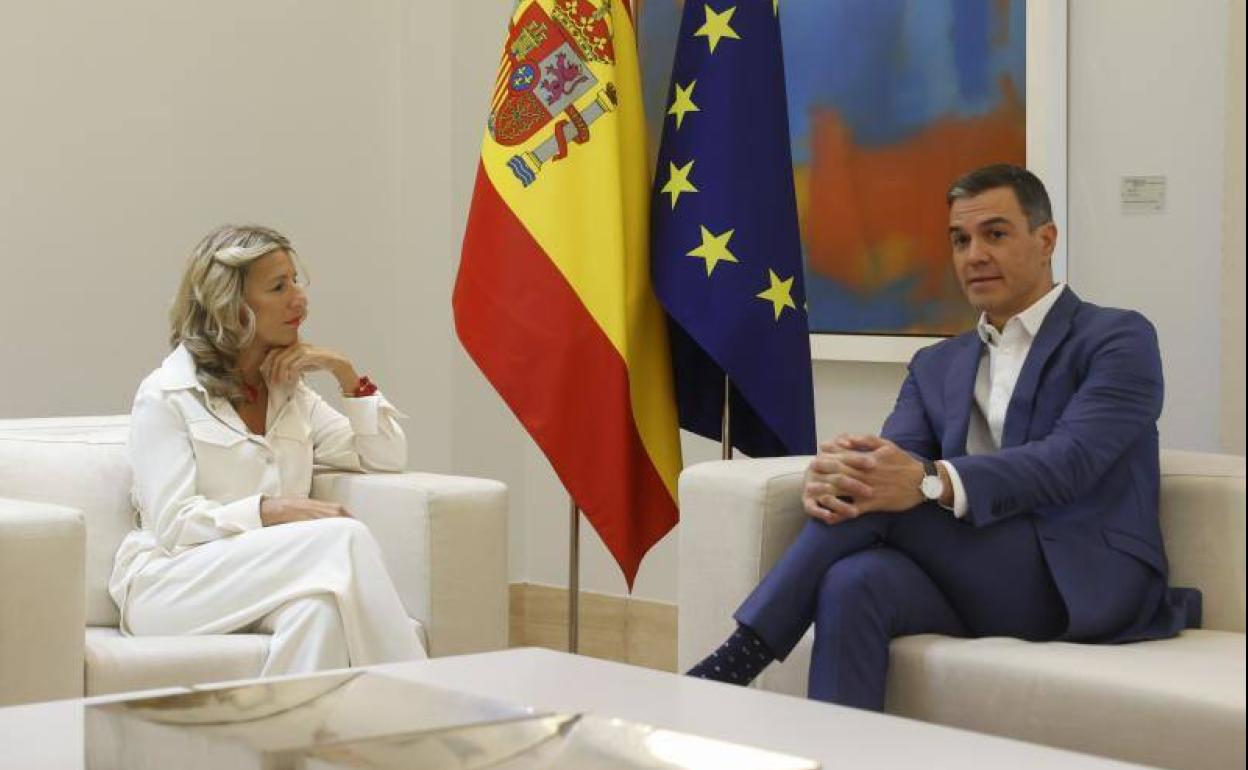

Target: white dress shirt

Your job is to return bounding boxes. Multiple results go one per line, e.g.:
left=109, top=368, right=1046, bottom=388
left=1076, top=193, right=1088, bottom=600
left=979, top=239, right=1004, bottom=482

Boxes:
left=940, top=283, right=1066, bottom=518
left=109, top=344, right=407, bottom=609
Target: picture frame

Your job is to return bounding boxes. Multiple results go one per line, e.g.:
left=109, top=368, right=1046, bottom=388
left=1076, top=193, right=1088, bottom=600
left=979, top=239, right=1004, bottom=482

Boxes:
left=810, top=0, right=1068, bottom=363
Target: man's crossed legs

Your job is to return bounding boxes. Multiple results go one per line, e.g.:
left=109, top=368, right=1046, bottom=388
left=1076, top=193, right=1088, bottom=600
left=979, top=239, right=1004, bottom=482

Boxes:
left=692, top=504, right=1069, bottom=710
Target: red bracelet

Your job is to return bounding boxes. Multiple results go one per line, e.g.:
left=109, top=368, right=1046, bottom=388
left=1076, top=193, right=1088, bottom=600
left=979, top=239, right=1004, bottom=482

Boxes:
left=350, top=375, right=378, bottom=398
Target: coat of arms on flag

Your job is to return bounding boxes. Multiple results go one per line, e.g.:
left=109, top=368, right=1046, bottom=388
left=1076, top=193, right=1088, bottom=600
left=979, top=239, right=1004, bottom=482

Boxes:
left=490, top=0, right=623, bottom=187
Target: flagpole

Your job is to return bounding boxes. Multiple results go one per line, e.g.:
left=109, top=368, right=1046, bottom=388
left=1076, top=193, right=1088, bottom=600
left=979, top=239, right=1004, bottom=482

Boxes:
left=568, top=496, right=580, bottom=653
left=721, top=375, right=733, bottom=460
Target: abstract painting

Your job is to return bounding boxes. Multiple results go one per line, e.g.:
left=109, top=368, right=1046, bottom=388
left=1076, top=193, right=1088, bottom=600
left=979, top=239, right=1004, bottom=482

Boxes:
left=640, top=0, right=1028, bottom=336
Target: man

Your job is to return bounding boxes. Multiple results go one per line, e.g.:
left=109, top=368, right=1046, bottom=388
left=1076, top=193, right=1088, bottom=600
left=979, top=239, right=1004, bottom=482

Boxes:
left=688, top=164, right=1200, bottom=710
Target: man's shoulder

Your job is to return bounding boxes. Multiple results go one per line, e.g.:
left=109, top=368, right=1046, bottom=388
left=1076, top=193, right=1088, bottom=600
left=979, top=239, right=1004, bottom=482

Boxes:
left=1050, top=295, right=1161, bottom=378
left=1067, top=297, right=1158, bottom=340
left=910, top=329, right=980, bottom=368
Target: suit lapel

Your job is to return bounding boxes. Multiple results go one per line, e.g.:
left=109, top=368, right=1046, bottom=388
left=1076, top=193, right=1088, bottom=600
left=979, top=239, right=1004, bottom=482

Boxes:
left=1000, top=287, right=1081, bottom=448
left=943, top=334, right=983, bottom=457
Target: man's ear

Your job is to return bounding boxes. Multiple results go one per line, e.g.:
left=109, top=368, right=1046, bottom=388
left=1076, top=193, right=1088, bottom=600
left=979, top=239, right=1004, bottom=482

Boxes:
left=1036, top=221, right=1058, bottom=258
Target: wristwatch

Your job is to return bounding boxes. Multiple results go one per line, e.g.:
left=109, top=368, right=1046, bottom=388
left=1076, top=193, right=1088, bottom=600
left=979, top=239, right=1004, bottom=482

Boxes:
left=919, top=460, right=944, bottom=501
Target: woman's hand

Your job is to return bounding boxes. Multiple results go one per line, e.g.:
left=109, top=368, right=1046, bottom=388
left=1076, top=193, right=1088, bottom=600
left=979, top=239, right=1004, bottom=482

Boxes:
left=260, top=496, right=353, bottom=526
left=262, top=343, right=359, bottom=392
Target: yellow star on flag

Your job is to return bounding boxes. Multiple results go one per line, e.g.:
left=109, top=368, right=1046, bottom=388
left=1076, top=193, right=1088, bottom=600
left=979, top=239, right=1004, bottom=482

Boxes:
left=687, top=226, right=739, bottom=276
left=694, top=5, right=741, bottom=54
left=668, top=80, right=700, bottom=130
left=661, top=160, right=698, bottom=209
left=756, top=269, right=797, bottom=320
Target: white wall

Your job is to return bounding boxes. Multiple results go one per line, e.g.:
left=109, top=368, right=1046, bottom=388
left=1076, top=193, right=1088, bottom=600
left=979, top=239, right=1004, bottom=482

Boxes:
left=396, top=1, right=455, bottom=474
left=1068, top=0, right=1231, bottom=453
left=1222, top=0, right=1246, bottom=455
left=0, top=0, right=456, bottom=474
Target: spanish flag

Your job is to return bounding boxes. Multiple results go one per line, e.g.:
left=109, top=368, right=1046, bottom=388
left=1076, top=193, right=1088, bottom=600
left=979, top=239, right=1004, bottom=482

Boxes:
left=453, top=0, right=681, bottom=588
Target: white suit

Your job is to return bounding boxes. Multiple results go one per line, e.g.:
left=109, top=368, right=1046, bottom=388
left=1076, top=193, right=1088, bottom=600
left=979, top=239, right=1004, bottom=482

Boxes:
left=109, top=344, right=426, bottom=674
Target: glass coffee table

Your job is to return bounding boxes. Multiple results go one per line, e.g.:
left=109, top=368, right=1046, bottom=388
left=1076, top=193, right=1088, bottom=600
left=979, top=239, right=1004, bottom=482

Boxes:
left=1, top=648, right=1150, bottom=769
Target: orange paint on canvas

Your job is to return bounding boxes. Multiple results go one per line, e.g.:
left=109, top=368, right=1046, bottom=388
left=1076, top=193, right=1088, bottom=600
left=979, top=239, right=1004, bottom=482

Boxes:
left=802, top=75, right=1025, bottom=299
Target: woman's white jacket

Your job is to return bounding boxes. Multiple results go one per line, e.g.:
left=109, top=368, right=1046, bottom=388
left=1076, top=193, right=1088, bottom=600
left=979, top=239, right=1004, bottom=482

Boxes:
left=109, top=344, right=406, bottom=610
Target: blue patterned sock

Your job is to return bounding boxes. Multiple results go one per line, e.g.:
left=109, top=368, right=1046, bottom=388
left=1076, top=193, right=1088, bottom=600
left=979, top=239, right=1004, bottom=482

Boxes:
left=686, top=624, right=775, bottom=686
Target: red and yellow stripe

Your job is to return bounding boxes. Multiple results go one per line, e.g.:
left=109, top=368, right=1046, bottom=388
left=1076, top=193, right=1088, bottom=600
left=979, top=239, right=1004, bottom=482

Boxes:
left=453, top=0, right=680, bottom=586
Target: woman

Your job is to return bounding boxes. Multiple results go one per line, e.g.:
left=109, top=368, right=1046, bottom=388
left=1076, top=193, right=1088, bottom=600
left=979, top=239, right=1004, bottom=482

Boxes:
left=108, top=224, right=425, bottom=674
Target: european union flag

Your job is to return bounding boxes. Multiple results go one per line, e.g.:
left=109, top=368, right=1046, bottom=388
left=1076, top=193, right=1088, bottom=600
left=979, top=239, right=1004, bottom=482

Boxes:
left=650, top=1, right=815, bottom=457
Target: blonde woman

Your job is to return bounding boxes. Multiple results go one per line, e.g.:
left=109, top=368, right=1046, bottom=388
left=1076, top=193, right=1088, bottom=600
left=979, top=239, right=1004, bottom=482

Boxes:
left=108, top=224, right=425, bottom=674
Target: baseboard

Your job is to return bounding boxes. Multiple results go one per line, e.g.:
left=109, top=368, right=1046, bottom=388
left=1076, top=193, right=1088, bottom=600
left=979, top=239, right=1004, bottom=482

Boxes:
left=507, top=583, right=676, bottom=673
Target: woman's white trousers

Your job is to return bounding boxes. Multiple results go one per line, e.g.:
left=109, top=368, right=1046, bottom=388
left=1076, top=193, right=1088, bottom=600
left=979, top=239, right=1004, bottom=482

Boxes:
left=123, top=517, right=426, bottom=674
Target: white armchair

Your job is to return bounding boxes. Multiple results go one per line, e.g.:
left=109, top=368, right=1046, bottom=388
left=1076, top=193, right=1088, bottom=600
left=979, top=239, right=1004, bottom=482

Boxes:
left=678, top=450, right=1245, bottom=770
left=0, top=415, right=508, bottom=706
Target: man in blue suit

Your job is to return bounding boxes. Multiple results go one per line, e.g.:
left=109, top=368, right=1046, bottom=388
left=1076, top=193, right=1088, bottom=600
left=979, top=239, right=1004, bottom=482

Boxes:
left=688, top=164, right=1200, bottom=710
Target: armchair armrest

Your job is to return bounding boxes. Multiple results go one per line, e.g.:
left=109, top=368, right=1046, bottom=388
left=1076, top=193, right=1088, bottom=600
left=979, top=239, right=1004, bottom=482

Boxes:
left=676, top=457, right=810, bottom=673
left=310, top=472, right=508, bottom=656
left=0, top=498, right=86, bottom=706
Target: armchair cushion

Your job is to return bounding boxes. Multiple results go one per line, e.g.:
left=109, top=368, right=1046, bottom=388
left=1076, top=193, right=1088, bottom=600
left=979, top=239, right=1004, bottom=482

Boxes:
left=885, top=631, right=1246, bottom=770
left=84, top=627, right=269, bottom=697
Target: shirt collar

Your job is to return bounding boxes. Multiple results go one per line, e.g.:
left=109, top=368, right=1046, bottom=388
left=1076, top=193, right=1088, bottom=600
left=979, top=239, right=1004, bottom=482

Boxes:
left=160, top=342, right=300, bottom=417
left=158, top=344, right=205, bottom=393
left=977, top=282, right=1067, bottom=346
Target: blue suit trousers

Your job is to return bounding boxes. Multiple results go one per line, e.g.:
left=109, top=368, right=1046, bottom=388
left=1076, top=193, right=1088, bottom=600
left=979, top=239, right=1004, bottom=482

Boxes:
left=735, top=504, right=1154, bottom=710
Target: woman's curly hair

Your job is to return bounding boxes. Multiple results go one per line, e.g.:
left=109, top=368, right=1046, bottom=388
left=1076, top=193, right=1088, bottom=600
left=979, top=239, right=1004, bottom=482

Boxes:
left=169, top=224, right=298, bottom=401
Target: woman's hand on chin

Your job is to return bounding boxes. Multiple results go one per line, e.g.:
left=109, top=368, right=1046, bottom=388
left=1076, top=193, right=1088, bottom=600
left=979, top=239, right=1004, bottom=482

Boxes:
left=261, top=342, right=359, bottom=392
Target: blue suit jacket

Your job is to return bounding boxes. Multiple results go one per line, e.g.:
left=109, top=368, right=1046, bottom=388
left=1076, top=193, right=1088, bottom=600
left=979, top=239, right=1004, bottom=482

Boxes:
left=881, top=287, right=1198, bottom=641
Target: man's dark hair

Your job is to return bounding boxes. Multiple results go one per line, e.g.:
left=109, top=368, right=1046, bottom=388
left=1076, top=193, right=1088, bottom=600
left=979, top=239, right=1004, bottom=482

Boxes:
left=946, top=164, right=1053, bottom=230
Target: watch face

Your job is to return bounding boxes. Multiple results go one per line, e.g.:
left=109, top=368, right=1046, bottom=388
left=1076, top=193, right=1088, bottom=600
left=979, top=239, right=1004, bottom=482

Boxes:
left=921, top=475, right=943, bottom=500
